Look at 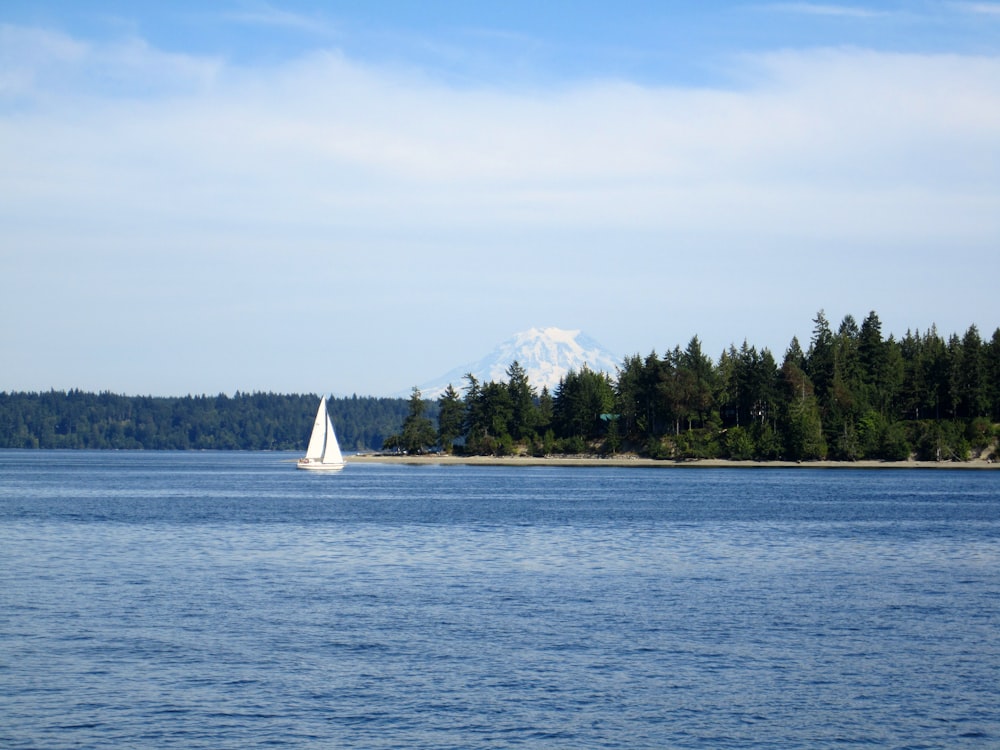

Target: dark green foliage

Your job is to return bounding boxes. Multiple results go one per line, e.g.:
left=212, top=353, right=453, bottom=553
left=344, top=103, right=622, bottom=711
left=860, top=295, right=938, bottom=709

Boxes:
left=384, top=388, right=438, bottom=454
left=645, top=438, right=668, bottom=460
left=988, top=329, right=1000, bottom=422
left=558, top=435, right=588, bottom=455
left=805, top=310, right=835, bottom=402
left=457, top=373, right=524, bottom=455
left=552, top=367, right=615, bottom=440
left=751, top=422, right=784, bottom=460
left=602, top=416, right=622, bottom=455
left=673, top=428, right=720, bottom=460
left=723, top=426, right=754, bottom=460
left=533, top=428, right=556, bottom=457
left=472, top=381, right=514, bottom=450
left=464, top=379, right=554, bottom=458
left=505, top=361, right=539, bottom=441
left=717, top=341, right=779, bottom=431
left=436, top=384, right=465, bottom=454
left=0, top=391, right=408, bottom=451
left=680, top=336, right=715, bottom=430
left=966, top=418, right=993, bottom=453
left=785, top=392, right=827, bottom=460
left=3, top=313, right=998, bottom=461
left=911, top=420, right=970, bottom=462
left=536, top=388, right=554, bottom=437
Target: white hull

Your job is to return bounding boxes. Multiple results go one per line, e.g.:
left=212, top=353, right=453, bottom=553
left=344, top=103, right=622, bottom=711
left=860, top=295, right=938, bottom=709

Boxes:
left=296, top=459, right=345, bottom=472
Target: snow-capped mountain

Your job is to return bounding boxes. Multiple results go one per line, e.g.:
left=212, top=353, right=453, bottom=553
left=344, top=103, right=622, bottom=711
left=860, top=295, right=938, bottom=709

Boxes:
left=414, top=327, right=620, bottom=399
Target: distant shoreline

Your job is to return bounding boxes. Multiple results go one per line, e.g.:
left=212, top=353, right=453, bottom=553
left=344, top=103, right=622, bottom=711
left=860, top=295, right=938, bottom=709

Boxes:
left=348, top=454, right=999, bottom=469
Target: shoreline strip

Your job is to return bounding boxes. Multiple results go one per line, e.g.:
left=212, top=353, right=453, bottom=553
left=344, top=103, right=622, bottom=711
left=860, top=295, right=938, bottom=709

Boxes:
left=347, top=454, right=999, bottom=469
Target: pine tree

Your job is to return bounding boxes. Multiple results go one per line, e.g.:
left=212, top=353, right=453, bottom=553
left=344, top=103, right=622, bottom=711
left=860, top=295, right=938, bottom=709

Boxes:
left=806, top=310, right=835, bottom=402
left=437, top=384, right=464, bottom=454
left=398, top=387, right=437, bottom=454
left=505, top=361, right=537, bottom=441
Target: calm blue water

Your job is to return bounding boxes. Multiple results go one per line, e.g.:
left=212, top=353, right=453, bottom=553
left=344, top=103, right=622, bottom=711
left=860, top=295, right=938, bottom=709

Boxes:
left=1, top=451, right=998, bottom=749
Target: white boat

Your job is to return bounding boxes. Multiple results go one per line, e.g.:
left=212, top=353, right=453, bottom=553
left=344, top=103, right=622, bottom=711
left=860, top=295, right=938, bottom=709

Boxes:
left=297, top=396, right=345, bottom=471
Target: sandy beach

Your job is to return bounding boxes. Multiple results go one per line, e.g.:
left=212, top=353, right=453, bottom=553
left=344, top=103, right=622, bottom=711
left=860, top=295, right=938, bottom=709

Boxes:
left=348, top=453, right=999, bottom=469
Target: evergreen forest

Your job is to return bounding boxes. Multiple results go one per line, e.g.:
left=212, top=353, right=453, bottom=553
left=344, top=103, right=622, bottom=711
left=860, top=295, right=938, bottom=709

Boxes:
left=0, top=391, right=413, bottom=452
left=391, top=311, right=1000, bottom=462
left=3, top=311, right=999, bottom=461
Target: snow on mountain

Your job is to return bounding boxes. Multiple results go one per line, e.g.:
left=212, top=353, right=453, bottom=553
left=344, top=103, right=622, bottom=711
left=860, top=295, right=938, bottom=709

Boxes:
left=413, top=327, right=620, bottom=400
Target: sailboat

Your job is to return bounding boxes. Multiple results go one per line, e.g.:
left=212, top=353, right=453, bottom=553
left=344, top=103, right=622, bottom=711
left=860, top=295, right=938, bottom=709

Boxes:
left=297, top=396, right=345, bottom=471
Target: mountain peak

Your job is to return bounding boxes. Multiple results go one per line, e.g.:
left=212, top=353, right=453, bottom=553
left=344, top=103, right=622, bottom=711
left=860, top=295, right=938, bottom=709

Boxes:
left=516, top=326, right=579, bottom=345
left=414, top=327, right=619, bottom=399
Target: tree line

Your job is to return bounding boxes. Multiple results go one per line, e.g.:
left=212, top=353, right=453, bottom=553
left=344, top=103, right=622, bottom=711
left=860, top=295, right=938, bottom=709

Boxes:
left=4, top=311, right=998, bottom=460
left=0, top=391, right=411, bottom=451
left=388, top=311, right=1000, bottom=462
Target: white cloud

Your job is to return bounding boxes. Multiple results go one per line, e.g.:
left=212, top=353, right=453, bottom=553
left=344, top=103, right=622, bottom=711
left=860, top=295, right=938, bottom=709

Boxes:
left=222, top=3, right=339, bottom=37
left=4, top=25, right=998, bottom=242
left=2, top=24, right=998, bottom=393
left=760, top=3, right=889, bottom=18
left=0, top=23, right=221, bottom=101
left=952, top=2, right=1000, bottom=15
left=0, top=24, right=87, bottom=97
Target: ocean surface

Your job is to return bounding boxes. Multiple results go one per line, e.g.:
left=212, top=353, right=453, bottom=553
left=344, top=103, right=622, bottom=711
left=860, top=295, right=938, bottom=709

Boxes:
left=1, top=451, right=998, bottom=749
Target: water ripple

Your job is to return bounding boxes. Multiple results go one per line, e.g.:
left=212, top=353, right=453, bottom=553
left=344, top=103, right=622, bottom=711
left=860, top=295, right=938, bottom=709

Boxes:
left=1, top=452, right=998, bottom=748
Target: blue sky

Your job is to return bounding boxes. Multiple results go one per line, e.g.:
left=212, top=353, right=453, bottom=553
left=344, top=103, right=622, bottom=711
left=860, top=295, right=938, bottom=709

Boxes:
left=2, top=2, right=999, bottom=397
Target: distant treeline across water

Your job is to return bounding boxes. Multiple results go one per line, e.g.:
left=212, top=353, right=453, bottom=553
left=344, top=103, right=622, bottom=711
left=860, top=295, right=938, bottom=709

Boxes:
left=0, top=391, right=412, bottom=452
left=3, top=311, right=1000, bottom=460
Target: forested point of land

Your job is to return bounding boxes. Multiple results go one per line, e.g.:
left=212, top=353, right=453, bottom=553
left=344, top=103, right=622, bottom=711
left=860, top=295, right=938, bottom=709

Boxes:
left=4, top=311, right=1000, bottom=461
left=389, top=310, right=1000, bottom=463
left=0, top=391, right=413, bottom=451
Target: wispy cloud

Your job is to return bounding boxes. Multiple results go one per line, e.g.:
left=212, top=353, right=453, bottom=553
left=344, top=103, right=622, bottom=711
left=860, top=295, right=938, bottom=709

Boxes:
left=763, top=3, right=890, bottom=18
left=0, top=24, right=221, bottom=100
left=952, top=2, right=1000, bottom=15
left=222, top=3, right=338, bottom=37
left=3, top=26, right=998, bottom=229
left=2, top=24, right=998, bottom=393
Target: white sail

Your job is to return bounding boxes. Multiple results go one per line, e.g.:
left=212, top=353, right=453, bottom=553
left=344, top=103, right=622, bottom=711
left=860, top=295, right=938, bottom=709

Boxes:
left=321, top=410, right=344, bottom=465
left=304, top=396, right=329, bottom=460
left=297, top=396, right=345, bottom=471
